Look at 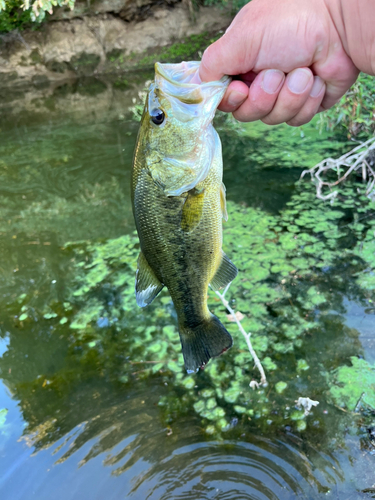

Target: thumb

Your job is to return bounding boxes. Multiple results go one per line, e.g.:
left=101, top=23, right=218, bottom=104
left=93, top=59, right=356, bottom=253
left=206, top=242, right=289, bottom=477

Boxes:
left=199, top=15, right=260, bottom=82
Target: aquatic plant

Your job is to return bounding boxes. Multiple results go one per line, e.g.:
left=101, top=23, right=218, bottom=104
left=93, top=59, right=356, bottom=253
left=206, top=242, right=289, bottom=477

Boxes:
left=9, top=175, right=375, bottom=444
left=329, top=357, right=375, bottom=411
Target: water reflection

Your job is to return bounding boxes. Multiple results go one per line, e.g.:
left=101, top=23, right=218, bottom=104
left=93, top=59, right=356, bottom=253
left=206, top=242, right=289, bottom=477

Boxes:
left=0, top=298, right=371, bottom=500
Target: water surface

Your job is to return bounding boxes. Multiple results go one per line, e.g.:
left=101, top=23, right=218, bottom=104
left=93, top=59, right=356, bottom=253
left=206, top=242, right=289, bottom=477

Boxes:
left=0, top=76, right=374, bottom=500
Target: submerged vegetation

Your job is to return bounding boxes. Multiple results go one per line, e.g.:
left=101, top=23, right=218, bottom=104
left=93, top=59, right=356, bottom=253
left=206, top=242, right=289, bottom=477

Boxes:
left=6, top=175, right=375, bottom=446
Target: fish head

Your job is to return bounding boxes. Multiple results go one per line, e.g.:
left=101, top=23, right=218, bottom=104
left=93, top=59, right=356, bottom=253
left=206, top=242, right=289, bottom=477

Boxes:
left=139, top=61, right=230, bottom=196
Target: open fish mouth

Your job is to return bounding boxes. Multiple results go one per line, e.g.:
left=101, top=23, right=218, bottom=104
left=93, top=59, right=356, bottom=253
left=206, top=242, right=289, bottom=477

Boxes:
left=154, top=61, right=230, bottom=114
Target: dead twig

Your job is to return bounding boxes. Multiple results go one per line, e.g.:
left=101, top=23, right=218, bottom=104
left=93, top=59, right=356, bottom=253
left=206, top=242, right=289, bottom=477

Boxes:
left=295, top=396, right=319, bottom=416
left=301, top=136, right=375, bottom=201
left=214, top=283, right=268, bottom=388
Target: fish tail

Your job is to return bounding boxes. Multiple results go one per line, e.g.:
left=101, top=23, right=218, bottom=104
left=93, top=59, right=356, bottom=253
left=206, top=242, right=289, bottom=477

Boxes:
left=179, top=315, right=233, bottom=374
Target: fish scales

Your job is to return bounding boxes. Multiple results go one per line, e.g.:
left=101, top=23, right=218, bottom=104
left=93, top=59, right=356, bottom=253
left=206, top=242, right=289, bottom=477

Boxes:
left=131, top=61, right=238, bottom=373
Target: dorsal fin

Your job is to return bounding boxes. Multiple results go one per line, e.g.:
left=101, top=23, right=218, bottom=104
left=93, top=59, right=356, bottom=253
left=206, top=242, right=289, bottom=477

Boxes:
left=181, top=188, right=205, bottom=232
left=210, top=252, right=238, bottom=291
left=135, top=252, right=164, bottom=307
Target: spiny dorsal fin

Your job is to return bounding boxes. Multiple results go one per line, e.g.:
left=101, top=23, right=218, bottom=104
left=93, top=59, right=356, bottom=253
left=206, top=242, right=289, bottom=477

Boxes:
left=181, top=188, right=205, bottom=232
left=135, top=252, right=164, bottom=307
left=210, top=252, right=238, bottom=291
left=220, top=182, right=228, bottom=221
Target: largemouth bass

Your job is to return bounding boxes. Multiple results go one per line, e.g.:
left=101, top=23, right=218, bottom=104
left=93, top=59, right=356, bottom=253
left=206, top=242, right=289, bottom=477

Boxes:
left=131, top=61, right=238, bottom=373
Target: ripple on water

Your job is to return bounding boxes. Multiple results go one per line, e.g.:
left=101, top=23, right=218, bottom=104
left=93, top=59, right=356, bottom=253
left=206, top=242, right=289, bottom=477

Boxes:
left=107, top=437, right=337, bottom=500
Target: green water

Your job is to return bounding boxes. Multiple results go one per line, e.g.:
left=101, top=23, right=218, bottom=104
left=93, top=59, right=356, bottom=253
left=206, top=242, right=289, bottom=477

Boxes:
left=0, top=76, right=374, bottom=500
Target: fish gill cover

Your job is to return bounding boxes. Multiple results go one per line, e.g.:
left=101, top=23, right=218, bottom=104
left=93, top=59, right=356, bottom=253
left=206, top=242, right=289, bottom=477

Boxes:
left=143, top=61, right=230, bottom=195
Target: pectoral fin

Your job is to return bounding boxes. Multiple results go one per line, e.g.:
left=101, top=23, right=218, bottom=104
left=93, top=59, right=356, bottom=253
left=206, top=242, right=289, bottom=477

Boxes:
left=135, top=252, right=164, bottom=307
left=210, top=252, right=238, bottom=291
left=181, top=188, right=205, bottom=232
left=220, top=183, right=228, bottom=221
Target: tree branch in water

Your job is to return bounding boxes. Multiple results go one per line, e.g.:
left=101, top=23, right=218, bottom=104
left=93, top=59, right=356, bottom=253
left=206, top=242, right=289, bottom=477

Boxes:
left=214, top=284, right=268, bottom=388
left=301, top=136, right=375, bottom=201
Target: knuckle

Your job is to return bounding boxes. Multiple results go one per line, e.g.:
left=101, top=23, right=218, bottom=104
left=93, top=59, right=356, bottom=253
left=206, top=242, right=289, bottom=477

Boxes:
left=287, top=115, right=311, bottom=127
left=261, top=114, right=284, bottom=126
left=232, top=110, right=252, bottom=123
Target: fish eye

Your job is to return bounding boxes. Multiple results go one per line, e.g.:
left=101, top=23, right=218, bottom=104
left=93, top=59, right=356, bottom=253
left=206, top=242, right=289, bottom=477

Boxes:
left=151, top=109, right=165, bottom=125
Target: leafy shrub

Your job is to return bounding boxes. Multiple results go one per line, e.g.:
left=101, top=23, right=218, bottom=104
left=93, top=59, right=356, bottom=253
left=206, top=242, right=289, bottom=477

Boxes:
left=319, top=73, right=375, bottom=139
left=0, top=0, right=75, bottom=32
left=0, top=0, right=32, bottom=32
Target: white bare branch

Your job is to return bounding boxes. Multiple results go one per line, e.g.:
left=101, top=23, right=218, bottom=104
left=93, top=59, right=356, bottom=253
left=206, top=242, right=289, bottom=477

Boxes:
left=301, top=136, right=375, bottom=201
left=214, top=285, right=267, bottom=388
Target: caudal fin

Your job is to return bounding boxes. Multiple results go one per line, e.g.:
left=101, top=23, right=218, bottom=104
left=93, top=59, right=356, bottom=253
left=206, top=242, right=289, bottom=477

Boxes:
left=179, top=315, right=233, bottom=374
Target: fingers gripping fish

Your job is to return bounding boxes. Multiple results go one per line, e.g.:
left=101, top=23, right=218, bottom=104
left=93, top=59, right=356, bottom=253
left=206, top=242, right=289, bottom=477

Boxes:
left=131, top=61, right=238, bottom=374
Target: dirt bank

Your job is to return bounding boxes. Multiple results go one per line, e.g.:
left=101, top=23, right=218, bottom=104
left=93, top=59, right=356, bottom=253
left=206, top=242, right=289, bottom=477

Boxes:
left=0, top=1, right=232, bottom=88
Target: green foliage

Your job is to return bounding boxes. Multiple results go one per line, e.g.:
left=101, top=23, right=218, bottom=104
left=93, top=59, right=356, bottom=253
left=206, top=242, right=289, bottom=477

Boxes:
left=318, top=73, right=375, bottom=138
left=0, top=0, right=32, bottom=32
left=330, top=357, right=375, bottom=410
left=0, top=0, right=75, bottom=30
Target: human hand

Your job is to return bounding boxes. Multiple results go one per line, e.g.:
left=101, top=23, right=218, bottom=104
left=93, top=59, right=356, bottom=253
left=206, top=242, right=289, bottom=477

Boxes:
left=199, top=0, right=359, bottom=126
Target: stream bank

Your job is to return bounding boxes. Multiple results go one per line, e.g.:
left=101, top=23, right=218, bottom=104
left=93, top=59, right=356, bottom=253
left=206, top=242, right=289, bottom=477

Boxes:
left=0, top=1, right=232, bottom=89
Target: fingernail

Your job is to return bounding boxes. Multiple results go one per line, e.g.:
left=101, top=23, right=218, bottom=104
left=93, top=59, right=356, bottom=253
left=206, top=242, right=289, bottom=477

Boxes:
left=310, top=76, right=325, bottom=97
left=262, top=69, right=284, bottom=94
left=227, top=89, right=247, bottom=107
left=287, top=68, right=312, bottom=94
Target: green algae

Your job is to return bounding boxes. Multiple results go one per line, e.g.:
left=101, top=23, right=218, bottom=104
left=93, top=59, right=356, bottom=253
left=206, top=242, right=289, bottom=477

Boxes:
left=330, top=357, right=375, bottom=411
left=275, top=381, right=288, bottom=394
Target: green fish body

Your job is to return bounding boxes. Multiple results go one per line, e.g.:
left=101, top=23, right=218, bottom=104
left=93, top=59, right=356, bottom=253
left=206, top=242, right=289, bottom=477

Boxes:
left=131, top=61, right=238, bottom=373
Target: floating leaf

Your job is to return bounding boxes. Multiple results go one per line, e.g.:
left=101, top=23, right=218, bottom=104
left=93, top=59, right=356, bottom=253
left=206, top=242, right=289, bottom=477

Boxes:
left=275, top=381, right=288, bottom=394
left=330, top=357, right=375, bottom=410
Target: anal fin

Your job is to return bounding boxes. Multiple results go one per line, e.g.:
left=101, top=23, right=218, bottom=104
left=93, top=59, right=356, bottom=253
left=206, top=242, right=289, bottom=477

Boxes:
left=135, top=252, right=164, bottom=307
left=210, top=252, right=238, bottom=291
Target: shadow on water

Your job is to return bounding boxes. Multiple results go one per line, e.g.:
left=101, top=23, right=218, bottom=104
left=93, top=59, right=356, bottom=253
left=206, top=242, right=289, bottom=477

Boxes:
left=0, top=76, right=375, bottom=500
